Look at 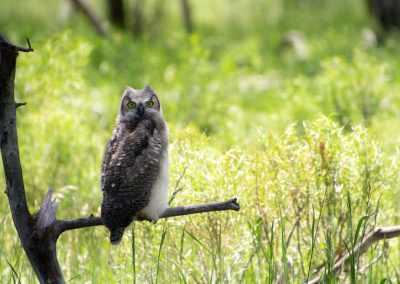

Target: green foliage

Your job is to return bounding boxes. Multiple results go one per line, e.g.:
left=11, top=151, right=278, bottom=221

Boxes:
left=1, top=0, right=400, bottom=283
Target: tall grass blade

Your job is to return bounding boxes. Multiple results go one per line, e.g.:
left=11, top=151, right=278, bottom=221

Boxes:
left=131, top=224, right=136, bottom=284
left=306, top=208, right=317, bottom=281
left=168, top=164, right=189, bottom=206
left=179, top=225, right=187, bottom=284
left=268, top=222, right=275, bottom=284
left=354, top=215, right=368, bottom=247
left=279, top=210, right=289, bottom=282
left=345, top=192, right=357, bottom=284
left=155, top=220, right=168, bottom=284
left=65, top=275, right=80, bottom=283
left=184, top=228, right=213, bottom=255
left=4, top=257, right=20, bottom=284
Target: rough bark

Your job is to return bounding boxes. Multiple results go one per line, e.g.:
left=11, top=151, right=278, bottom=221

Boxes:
left=0, top=36, right=64, bottom=283
left=0, top=35, right=240, bottom=283
left=132, top=0, right=144, bottom=36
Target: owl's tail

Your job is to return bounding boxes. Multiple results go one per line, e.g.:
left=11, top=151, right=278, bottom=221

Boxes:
left=110, top=227, right=125, bottom=244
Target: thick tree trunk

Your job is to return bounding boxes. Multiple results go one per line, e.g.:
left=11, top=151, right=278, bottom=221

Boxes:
left=0, top=37, right=64, bottom=283
left=132, top=0, right=144, bottom=36
left=181, top=0, right=193, bottom=33
left=367, top=0, right=400, bottom=31
left=23, top=237, right=63, bottom=283
left=107, top=0, right=125, bottom=28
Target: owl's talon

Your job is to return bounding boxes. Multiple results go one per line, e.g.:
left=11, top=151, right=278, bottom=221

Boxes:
left=136, top=214, right=155, bottom=223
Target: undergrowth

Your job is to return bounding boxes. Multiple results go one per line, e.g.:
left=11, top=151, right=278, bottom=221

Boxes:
left=1, top=0, right=400, bottom=282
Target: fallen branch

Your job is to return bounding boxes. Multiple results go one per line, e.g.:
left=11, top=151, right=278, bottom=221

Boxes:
left=0, top=36, right=240, bottom=283
left=307, top=225, right=400, bottom=284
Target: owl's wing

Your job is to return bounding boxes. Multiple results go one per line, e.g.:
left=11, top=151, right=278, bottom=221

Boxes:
left=102, top=117, right=167, bottom=214
left=101, top=139, right=113, bottom=190
left=101, top=124, right=122, bottom=190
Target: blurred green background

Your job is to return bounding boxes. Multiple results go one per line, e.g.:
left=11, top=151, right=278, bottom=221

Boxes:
left=1, top=0, right=400, bottom=283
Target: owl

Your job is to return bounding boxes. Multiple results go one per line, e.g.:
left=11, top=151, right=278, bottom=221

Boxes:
left=101, top=85, right=169, bottom=244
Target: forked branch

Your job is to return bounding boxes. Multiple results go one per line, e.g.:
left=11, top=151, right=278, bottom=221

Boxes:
left=0, top=35, right=240, bottom=284
left=0, top=34, right=33, bottom=52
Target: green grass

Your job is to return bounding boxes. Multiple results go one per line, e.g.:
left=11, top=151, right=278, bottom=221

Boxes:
left=1, top=0, right=400, bottom=282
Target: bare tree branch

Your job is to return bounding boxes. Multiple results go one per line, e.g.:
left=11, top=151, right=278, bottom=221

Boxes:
left=161, top=198, right=240, bottom=218
left=307, top=225, right=400, bottom=284
left=0, top=35, right=240, bottom=283
left=70, top=0, right=107, bottom=37
left=0, top=35, right=33, bottom=52
left=50, top=192, right=239, bottom=237
left=55, top=214, right=103, bottom=236
left=15, top=101, right=27, bottom=108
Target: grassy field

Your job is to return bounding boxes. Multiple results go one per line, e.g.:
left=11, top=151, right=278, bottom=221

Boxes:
left=1, top=0, right=400, bottom=283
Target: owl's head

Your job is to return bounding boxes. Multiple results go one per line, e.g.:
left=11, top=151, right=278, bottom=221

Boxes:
left=119, top=85, right=161, bottom=121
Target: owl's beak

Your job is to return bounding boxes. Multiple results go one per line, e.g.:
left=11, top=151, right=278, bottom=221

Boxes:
left=137, top=103, right=145, bottom=117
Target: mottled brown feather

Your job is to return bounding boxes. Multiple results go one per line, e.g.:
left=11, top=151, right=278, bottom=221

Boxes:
left=101, top=111, right=167, bottom=242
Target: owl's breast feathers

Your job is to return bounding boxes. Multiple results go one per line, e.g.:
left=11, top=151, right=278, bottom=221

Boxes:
left=101, top=112, right=168, bottom=229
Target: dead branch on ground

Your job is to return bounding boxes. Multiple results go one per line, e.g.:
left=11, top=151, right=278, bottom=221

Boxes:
left=307, top=225, right=400, bottom=284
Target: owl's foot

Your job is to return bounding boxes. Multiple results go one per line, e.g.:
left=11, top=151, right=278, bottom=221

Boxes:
left=135, top=214, right=158, bottom=223
left=110, top=227, right=125, bottom=244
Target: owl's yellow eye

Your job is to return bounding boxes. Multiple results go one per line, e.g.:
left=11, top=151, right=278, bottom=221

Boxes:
left=127, top=102, right=136, bottom=109
left=145, top=101, right=154, bottom=108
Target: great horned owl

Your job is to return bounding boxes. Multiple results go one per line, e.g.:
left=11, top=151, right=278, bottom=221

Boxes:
left=101, top=85, right=169, bottom=244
